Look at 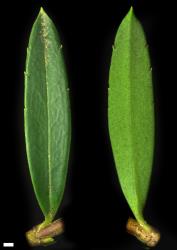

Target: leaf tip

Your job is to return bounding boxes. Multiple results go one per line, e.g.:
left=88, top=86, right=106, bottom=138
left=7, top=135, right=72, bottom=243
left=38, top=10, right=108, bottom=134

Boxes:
left=128, top=6, right=134, bottom=18
left=39, top=6, right=46, bottom=16
left=121, top=6, right=134, bottom=25
left=129, top=6, right=133, bottom=12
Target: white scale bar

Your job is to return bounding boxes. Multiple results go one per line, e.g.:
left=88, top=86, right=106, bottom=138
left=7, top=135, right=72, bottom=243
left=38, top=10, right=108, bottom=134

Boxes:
left=3, top=243, right=14, bottom=247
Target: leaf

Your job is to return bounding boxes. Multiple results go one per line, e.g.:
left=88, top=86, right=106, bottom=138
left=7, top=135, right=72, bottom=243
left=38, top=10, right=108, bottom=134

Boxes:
left=24, top=8, right=71, bottom=223
left=108, top=7, right=154, bottom=224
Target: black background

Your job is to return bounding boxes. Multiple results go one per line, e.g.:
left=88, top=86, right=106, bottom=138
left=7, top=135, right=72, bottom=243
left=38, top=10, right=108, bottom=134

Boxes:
left=1, top=0, right=177, bottom=249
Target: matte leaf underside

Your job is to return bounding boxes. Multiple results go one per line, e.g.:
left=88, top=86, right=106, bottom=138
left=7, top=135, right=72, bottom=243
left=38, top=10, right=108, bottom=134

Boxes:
left=24, top=8, right=71, bottom=222
left=108, top=8, right=154, bottom=223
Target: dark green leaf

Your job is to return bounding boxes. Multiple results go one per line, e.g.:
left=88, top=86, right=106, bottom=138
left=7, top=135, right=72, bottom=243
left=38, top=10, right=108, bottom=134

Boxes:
left=24, top=8, right=71, bottom=223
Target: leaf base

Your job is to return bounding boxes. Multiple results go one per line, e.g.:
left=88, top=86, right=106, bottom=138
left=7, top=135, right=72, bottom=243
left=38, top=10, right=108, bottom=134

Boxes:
left=126, top=217, right=160, bottom=247
left=26, top=218, right=64, bottom=246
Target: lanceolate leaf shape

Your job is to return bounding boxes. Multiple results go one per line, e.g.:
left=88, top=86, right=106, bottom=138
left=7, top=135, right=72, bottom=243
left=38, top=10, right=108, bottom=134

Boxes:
left=108, top=7, right=154, bottom=225
left=24, top=8, right=71, bottom=223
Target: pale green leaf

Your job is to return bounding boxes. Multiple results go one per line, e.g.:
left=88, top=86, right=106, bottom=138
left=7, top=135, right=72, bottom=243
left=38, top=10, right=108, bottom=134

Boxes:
left=108, top=7, right=154, bottom=223
left=24, top=8, right=71, bottom=222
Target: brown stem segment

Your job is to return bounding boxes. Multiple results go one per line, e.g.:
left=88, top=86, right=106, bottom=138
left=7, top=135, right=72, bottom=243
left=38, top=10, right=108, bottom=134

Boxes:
left=26, top=219, right=64, bottom=247
left=126, top=218, right=160, bottom=247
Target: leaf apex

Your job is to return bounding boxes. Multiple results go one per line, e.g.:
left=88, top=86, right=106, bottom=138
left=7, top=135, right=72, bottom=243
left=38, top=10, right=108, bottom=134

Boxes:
left=39, top=7, right=46, bottom=16
left=128, top=6, right=134, bottom=18
left=130, top=6, right=133, bottom=12
left=121, top=6, right=134, bottom=25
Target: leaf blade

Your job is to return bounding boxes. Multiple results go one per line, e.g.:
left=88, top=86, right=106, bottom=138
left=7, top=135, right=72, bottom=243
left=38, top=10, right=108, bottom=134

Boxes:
left=24, top=8, right=71, bottom=220
left=108, top=7, right=154, bottom=222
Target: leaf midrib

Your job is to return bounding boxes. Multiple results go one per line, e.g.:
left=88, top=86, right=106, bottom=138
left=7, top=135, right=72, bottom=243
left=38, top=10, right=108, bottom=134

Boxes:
left=40, top=13, right=52, bottom=214
left=127, top=13, right=142, bottom=217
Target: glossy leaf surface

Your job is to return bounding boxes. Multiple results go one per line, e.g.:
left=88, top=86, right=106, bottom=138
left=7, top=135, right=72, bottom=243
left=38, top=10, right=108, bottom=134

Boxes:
left=24, top=8, right=71, bottom=222
left=108, top=8, right=154, bottom=223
